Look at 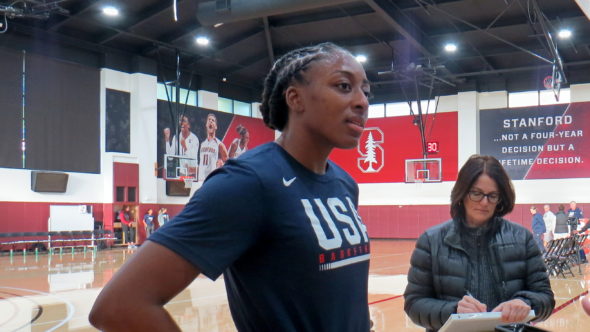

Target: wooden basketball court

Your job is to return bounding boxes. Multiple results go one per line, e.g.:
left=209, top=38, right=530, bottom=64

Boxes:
left=1, top=239, right=589, bottom=331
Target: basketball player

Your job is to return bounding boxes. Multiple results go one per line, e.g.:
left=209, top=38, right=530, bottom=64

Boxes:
left=228, top=124, right=250, bottom=159
left=165, top=115, right=199, bottom=177
left=197, top=113, right=228, bottom=181
left=89, top=42, right=371, bottom=331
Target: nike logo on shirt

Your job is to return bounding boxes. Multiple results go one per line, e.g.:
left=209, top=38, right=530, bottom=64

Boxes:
left=283, top=177, right=296, bottom=187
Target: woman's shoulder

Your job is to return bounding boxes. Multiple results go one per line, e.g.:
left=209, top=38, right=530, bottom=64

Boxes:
left=219, top=143, right=292, bottom=183
left=420, top=219, right=455, bottom=239
left=499, top=218, right=530, bottom=234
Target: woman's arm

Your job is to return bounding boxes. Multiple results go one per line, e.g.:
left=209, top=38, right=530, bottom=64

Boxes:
left=89, top=241, right=200, bottom=331
left=228, top=140, right=238, bottom=159
left=404, top=232, right=458, bottom=330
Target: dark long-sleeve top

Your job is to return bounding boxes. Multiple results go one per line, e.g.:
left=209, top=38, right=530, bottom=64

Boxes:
left=404, top=217, right=555, bottom=332
left=532, top=213, right=546, bottom=234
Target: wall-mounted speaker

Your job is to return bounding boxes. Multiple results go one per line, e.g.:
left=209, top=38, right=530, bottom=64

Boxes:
left=31, top=171, right=69, bottom=193
left=166, top=181, right=191, bottom=197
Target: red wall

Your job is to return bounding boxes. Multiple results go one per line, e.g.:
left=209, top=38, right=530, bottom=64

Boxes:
left=359, top=203, right=590, bottom=239
left=0, top=202, right=104, bottom=233
left=0, top=201, right=186, bottom=234
left=330, top=112, right=458, bottom=183
left=1, top=201, right=586, bottom=240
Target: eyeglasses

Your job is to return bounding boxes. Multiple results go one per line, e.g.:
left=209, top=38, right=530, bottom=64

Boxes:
left=468, top=190, right=500, bottom=204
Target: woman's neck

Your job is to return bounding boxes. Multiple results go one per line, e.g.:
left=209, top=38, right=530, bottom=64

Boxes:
left=276, top=133, right=330, bottom=174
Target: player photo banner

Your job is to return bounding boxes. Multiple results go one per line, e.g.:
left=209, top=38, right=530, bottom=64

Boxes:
left=480, top=102, right=590, bottom=180
left=330, top=112, right=458, bottom=183
left=156, top=101, right=274, bottom=179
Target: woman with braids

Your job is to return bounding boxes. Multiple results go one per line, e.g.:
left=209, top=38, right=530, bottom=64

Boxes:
left=228, top=124, right=250, bottom=159
left=404, top=155, right=554, bottom=332
left=90, top=42, right=372, bottom=331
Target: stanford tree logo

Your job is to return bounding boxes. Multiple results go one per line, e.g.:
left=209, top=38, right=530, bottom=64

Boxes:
left=357, top=127, right=384, bottom=173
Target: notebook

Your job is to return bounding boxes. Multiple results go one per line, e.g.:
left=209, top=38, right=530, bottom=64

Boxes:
left=439, top=310, right=535, bottom=332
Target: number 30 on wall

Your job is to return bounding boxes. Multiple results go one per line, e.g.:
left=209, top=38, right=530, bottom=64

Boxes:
left=427, top=141, right=439, bottom=153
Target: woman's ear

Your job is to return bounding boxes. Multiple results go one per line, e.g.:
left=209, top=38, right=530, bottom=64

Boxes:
left=285, top=86, right=303, bottom=113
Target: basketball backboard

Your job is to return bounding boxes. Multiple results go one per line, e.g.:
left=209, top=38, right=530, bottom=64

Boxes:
left=405, top=158, right=442, bottom=183
left=164, top=154, right=197, bottom=180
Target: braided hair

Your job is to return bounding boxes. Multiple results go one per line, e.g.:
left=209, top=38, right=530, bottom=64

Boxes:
left=259, top=42, right=351, bottom=131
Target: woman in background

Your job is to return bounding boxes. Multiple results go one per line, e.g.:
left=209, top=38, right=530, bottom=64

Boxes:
left=404, top=155, right=554, bottom=332
left=228, top=124, right=250, bottom=159
left=554, top=204, right=569, bottom=240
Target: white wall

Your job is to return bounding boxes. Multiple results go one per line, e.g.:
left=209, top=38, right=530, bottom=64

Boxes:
left=0, top=168, right=104, bottom=203
left=4, top=67, right=589, bottom=207
left=358, top=83, right=590, bottom=206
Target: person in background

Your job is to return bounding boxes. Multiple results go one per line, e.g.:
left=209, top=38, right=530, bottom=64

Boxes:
left=144, top=209, right=155, bottom=238
left=568, top=201, right=584, bottom=233
left=554, top=204, right=569, bottom=240
left=404, top=155, right=554, bottom=332
left=198, top=113, right=228, bottom=181
left=157, top=207, right=169, bottom=228
left=542, top=204, right=556, bottom=244
left=530, top=206, right=546, bottom=252
left=89, top=42, right=372, bottom=331
left=228, top=124, right=250, bottom=159
left=570, top=202, right=589, bottom=263
left=118, top=205, right=135, bottom=248
left=165, top=115, right=199, bottom=177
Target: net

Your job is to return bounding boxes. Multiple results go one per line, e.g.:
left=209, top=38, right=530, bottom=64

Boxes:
left=405, top=158, right=442, bottom=183
left=180, top=176, right=193, bottom=189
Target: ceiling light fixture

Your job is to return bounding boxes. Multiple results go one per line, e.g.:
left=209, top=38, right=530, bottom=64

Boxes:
left=214, top=23, right=224, bottom=28
left=195, top=36, right=210, bottom=46
left=444, top=43, right=457, bottom=53
left=102, top=6, right=119, bottom=17
left=355, top=55, right=367, bottom=63
left=558, top=28, right=572, bottom=39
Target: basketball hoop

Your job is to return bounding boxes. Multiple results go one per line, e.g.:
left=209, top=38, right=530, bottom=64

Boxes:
left=405, top=158, right=442, bottom=183
left=543, top=76, right=554, bottom=90
left=179, top=176, right=193, bottom=189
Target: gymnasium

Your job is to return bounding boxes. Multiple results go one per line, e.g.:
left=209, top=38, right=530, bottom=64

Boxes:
left=1, top=0, right=590, bottom=331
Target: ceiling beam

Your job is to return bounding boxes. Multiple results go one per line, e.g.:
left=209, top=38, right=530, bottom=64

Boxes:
left=196, top=0, right=359, bottom=26
left=413, top=0, right=554, bottom=65
left=140, top=19, right=202, bottom=55
left=373, top=59, right=590, bottom=86
left=223, top=53, right=270, bottom=78
left=46, top=0, right=102, bottom=31
left=269, top=3, right=374, bottom=27
left=97, top=0, right=186, bottom=45
left=262, top=17, right=275, bottom=65
left=364, top=0, right=435, bottom=58
left=147, top=25, right=265, bottom=69
left=427, top=9, right=584, bottom=36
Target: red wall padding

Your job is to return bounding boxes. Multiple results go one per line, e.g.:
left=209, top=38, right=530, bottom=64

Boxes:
left=358, top=203, right=589, bottom=239
left=1, top=201, right=586, bottom=239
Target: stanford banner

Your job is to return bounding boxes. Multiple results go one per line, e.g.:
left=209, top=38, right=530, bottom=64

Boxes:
left=330, top=112, right=458, bottom=183
left=480, top=102, right=590, bottom=180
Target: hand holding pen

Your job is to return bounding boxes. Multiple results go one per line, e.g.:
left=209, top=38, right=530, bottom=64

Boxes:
left=457, top=290, right=487, bottom=313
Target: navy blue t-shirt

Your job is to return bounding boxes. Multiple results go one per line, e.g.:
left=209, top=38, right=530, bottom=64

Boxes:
left=150, top=142, right=371, bottom=332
